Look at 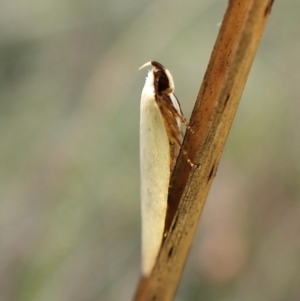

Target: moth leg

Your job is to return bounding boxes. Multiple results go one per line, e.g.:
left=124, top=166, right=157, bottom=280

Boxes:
left=173, top=136, right=199, bottom=169
left=180, top=146, right=200, bottom=168
left=175, top=113, right=195, bottom=134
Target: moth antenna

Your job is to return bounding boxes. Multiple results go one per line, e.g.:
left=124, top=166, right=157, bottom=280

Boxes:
left=181, top=146, right=199, bottom=168
left=173, top=135, right=199, bottom=168
left=186, top=123, right=195, bottom=134
left=185, top=121, right=195, bottom=134
left=173, top=110, right=195, bottom=134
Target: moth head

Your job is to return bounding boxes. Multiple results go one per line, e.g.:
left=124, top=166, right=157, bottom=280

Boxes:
left=139, top=61, right=175, bottom=95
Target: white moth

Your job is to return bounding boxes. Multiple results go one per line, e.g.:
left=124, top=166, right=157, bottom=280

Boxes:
left=139, top=61, right=191, bottom=276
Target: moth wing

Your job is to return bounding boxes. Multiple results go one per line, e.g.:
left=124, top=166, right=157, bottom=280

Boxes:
left=140, top=90, right=170, bottom=276
left=170, top=93, right=183, bottom=129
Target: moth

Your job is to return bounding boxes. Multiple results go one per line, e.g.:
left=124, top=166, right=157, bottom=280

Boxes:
left=139, top=61, right=193, bottom=276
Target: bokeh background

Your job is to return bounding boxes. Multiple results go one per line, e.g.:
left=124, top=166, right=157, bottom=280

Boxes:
left=1, top=0, right=300, bottom=300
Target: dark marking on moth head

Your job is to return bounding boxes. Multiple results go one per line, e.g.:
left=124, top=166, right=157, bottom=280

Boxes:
left=264, top=0, right=274, bottom=16
left=168, top=246, right=174, bottom=258
left=150, top=61, right=171, bottom=95
left=151, top=61, right=165, bottom=70
left=152, top=295, right=157, bottom=301
left=155, top=70, right=170, bottom=94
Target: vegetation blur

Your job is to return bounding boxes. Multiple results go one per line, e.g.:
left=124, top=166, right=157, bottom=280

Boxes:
left=1, top=0, right=299, bottom=300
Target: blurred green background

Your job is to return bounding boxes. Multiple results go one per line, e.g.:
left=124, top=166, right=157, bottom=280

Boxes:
left=1, top=0, right=300, bottom=300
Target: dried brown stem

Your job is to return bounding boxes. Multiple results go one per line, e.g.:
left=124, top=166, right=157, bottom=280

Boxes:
left=133, top=0, right=274, bottom=300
